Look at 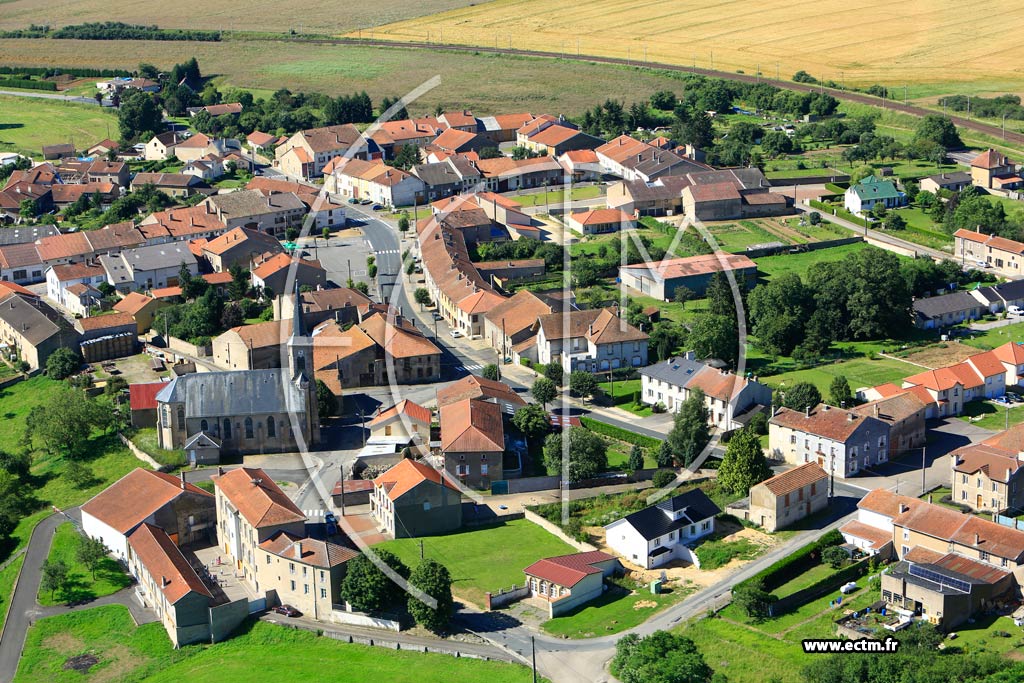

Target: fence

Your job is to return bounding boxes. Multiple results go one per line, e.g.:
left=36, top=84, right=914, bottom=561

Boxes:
left=995, top=514, right=1024, bottom=531
left=768, top=173, right=850, bottom=187
left=502, top=475, right=561, bottom=494
left=328, top=605, right=403, bottom=632
left=485, top=583, right=530, bottom=610
left=118, top=432, right=163, bottom=470
left=167, top=336, right=211, bottom=358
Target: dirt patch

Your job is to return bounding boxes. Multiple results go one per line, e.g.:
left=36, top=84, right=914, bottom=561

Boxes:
left=898, top=343, right=984, bottom=368
left=633, top=599, right=658, bottom=610
left=44, top=632, right=85, bottom=654
left=63, top=654, right=99, bottom=673
left=91, top=645, right=145, bottom=683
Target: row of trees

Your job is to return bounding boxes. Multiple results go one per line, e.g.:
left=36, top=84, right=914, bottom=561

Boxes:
left=339, top=550, right=453, bottom=632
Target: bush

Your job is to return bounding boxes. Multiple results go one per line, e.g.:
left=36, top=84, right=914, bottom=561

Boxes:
left=735, top=529, right=844, bottom=594
left=580, top=417, right=661, bottom=450
left=822, top=545, right=849, bottom=569
left=652, top=469, right=676, bottom=488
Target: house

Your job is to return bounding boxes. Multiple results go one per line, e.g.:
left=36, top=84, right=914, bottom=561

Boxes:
left=435, top=374, right=527, bottom=416
left=439, top=397, right=505, bottom=489
left=477, top=112, right=536, bottom=143
left=212, top=466, right=308, bottom=591
left=370, top=458, right=463, bottom=538
left=255, top=532, right=357, bottom=619
left=113, top=292, right=169, bottom=333
left=919, top=171, right=972, bottom=194
left=75, top=312, right=138, bottom=362
left=523, top=551, right=620, bottom=617
left=604, top=489, right=720, bottom=569
left=534, top=307, right=648, bottom=373
left=901, top=352, right=1005, bottom=413
left=201, top=227, right=284, bottom=273
left=324, top=157, right=425, bottom=207
left=728, top=463, right=828, bottom=532
left=50, top=183, right=119, bottom=210
left=639, top=353, right=772, bottom=430
left=45, top=262, right=106, bottom=316
left=130, top=172, right=209, bottom=197
left=86, top=139, right=120, bottom=157
left=200, top=190, right=305, bottom=237
left=970, top=279, right=1024, bottom=315
left=41, top=143, right=75, bottom=160
left=913, top=291, right=985, bottom=329
left=483, top=289, right=558, bottom=365
left=275, top=124, right=379, bottom=179
left=475, top=155, right=563, bottom=193
left=246, top=131, right=277, bottom=155
left=950, top=441, right=1024, bottom=514
left=557, top=149, right=604, bottom=183
left=129, top=381, right=166, bottom=428
left=620, top=252, right=758, bottom=302
left=428, top=128, right=492, bottom=156
left=432, top=192, right=533, bottom=237
left=212, top=320, right=290, bottom=371
left=0, top=224, right=58, bottom=247
left=596, top=135, right=709, bottom=182
left=411, top=157, right=483, bottom=201
left=87, top=160, right=130, bottom=187
left=954, top=228, right=1024, bottom=279
left=992, top=341, right=1024, bottom=388
left=844, top=176, right=906, bottom=215
left=368, top=118, right=442, bottom=157
left=172, top=134, right=242, bottom=163
left=608, top=169, right=784, bottom=220
left=768, top=403, right=890, bottom=479
left=566, top=208, right=637, bottom=235
left=126, top=523, right=247, bottom=647
left=839, top=488, right=911, bottom=556
left=0, top=242, right=46, bottom=285
left=274, top=287, right=373, bottom=329
left=80, top=468, right=215, bottom=561
left=900, top=367, right=965, bottom=417
left=144, top=132, right=188, bottom=161
left=100, top=242, right=198, bottom=293
left=971, top=149, right=1022, bottom=190
left=516, top=116, right=603, bottom=156
left=0, top=291, right=71, bottom=370
left=138, top=206, right=229, bottom=244
left=851, top=391, right=928, bottom=459
left=189, top=103, right=243, bottom=118
left=368, top=399, right=432, bottom=444
left=250, top=252, right=327, bottom=296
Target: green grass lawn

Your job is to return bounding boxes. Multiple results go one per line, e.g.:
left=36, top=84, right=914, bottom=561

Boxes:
left=14, top=605, right=537, bottom=683
left=541, top=577, right=691, bottom=639
left=36, top=523, right=131, bottom=607
left=513, top=185, right=602, bottom=207
left=604, top=439, right=657, bottom=470
left=768, top=562, right=836, bottom=599
left=131, top=427, right=186, bottom=469
left=759, top=356, right=922, bottom=395
left=596, top=378, right=652, bottom=415
left=0, top=95, right=116, bottom=157
left=706, top=221, right=788, bottom=253
left=753, top=242, right=870, bottom=281
left=957, top=399, right=1024, bottom=431
left=0, top=376, right=63, bottom=453
left=962, top=321, right=1024, bottom=350
left=693, top=537, right=763, bottom=570
left=376, top=519, right=576, bottom=607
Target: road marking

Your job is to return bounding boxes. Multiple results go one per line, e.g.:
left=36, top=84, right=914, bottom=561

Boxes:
left=455, top=363, right=484, bottom=372
left=305, top=509, right=324, bottom=518
left=374, top=249, right=400, bottom=255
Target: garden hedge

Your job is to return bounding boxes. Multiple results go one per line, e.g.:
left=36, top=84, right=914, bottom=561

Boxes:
left=580, top=416, right=661, bottom=450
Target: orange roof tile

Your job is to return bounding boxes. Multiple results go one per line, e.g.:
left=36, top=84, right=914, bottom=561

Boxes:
left=212, top=466, right=306, bottom=528
left=76, top=312, right=136, bottom=331
left=373, top=458, right=459, bottom=501
left=81, top=468, right=212, bottom=534
left=440, top=397, right=504, bottom=452
left=127, top=523, right=212, bottom=603
left=524, top=551, right=616, bottom=588
left=839, top=520, right=892, bottom=550
left=757, top=463, right=828, bottom=497
left=258, top=531, right=357, bottom=568
left=369, top=399, right=432, bottom=428
left=436, top=374, right=526, bottom=408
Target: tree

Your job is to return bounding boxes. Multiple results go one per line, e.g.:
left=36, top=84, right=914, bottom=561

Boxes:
left=779, top=381, right=821, bottom=411
left=569, top=370, right=598, bottom=401
left=40, top=559, right=69, bottom=601
left=705, top=272, right=735, bottom=317
left=627, top=444, right=644, bottom=472
left=285, top=226, right=299, bottom=242
left=542, top=427, right=608, bottom=482
left=611, top=631, right=714, bottom=683
left=389, top=144, right=420, bottom=170
left=748, top=273, right=810, bottom=357
left=228, top=265, right=248, bottom=301
left=339, top=549, right=410, bottom=613
left=829, top=375, right=853, bottom=408
left=656, top=440, right=674, bottom=468
left=322, top=226, right=331, bottom=241
left=717, top=428, right=771, bottom=496
left=543, top=362, right=564, bottom=386
left=482, top=364, right=500, bottom=381
left=397, top=213, right=410, bottom=233
left=885, top=213, right=907, bottom=231
left=822, top=546, right=848, bottom=569
left=531, top=377, right=557, bottom=409
left=732, top=580, right=775, bottom=620
left=870, top=201, right=888, bottom=220
left=650, top=90, right=678, bottom=111
left=25, top=385, right=110, bottom=458
left=117, top=90, right=162, bottom=142
left=407, top=559, right=453, bottom=632
left=315, top=379, right=337, bottom=419
left=914, top=113, right=962, bottom=149
left=76, top=535, right=109, bottom=580
left=672, top=286, right=695, bottom=304
left=512, top=403, right=549, bottom=443
left=414, top=287, right=432, bottom=308
left=46, top=347, right=80, bottom=380
left=65, top=461, right=95, bottom=489
left=687, top=315, right=738, bottom=367
left=808, top=211, right=821, bottom=225
left=666, top=388, right=710, bottom=467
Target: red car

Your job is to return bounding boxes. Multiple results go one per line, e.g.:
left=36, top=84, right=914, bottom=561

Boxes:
left=272, top=604, right=301, bottom=617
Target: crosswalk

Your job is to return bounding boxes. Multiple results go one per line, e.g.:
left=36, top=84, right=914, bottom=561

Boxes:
left=455, top=363, right=484, bottom=372
left=374, top=249, right=400, bottom=255
left=304, top=509, right=326, bottom=518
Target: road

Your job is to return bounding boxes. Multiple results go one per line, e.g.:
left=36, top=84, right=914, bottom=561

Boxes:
left=791, top=204, right=952, bottom=262
left=0, top=89, right=100, bottom=106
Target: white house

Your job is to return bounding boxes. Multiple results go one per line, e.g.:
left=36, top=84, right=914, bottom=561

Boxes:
left=45, top=262, right=107, bottom=316
left=604, top=489, right=720, bottom=569
left=844, top=176, right=906, bottom=215
left=838, top=488, right=916, bottom=556
left=639, top=353, right=772, bottom=430
left=99, top=242, right=198, bottom=293
left=80, top=468, right=215, bottom=561
left=535, top=308, right=649, bottom=373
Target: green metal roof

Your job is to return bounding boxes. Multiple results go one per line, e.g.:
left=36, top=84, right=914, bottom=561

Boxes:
left=850, top=177, right=902, bottom=201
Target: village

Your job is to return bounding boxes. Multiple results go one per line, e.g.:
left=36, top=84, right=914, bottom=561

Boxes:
left=4, top=48, right=1024, bottom=683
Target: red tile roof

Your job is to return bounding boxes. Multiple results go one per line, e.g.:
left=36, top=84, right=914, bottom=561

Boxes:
left=568, top=208, right=635, bottom=226
left=127, top=523, right=212, bottom=604
left=436, top=374, right=526, bottom=408
left=258, top=531, right=358, bottom=568
left=951, top=443, right=1023, bottom=483
left=523, top=551, right=616, bottom=588
left=369, top=399, right=432, bottom=428
left=903, top=366, right=964, bottom=392
left=440, top=397, right=504, bottom=452
left=212, top=466, right=306, bottom=528
left=856, top=488, right=923, bottom=519
left=81, top=468, right=212, bottom=534
left=756, top=463, right=827, bottom=497
left=993, top=341, right=1024, bottom=366
left=76, top=312, right=136, bottom=331
left=129, top=382, right=166, bottom=411
left=971, top=149, right=1011, bottom=169
left=620, top=252, right=756, bottom=281
left=769, top=404, right=884, bottom=442
left=373, top=458, right=459, bottom=502
left=839, top=520, right=893, bottom=550
left=0, top=281, right=37, bottom=298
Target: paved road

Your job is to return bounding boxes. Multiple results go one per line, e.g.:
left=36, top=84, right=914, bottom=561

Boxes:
left=792, top=204, right=952, bottom=262
left=0, top=89, right=100, bottom=106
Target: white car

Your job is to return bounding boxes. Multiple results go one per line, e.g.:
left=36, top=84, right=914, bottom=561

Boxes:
left=1009, top=305, right=1023, bottom=317
left=449, top=329, right=463, bottom=339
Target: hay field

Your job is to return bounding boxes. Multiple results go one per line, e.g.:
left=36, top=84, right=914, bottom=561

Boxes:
left=365, top=0, right=1024, bottom=92
left=0, top=39, right=702, bottom=115
left=0, top=0, right=486, bottom=34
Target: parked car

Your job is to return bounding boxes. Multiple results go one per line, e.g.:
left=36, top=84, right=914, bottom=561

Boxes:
left=1009, top=305, right=1023, bottom=316
left=450, top=329, right=463, bottom=339
left=995, top=395, right=1009, bottom=404
left=272, top=604, right=301, bottom=617
left=347, top=197, right=359, bottom=204
left=324, top=511, right=337, bottom=525
left=371, top=204, right=383, bottom=211
left=432, top=312, right=443, bottom=321
left=359, top=198, right=372, bottom=205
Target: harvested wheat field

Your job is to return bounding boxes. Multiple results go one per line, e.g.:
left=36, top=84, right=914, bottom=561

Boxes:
left=366, top=0, right=1024, bottom=91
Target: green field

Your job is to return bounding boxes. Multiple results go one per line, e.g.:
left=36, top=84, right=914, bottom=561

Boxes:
left=514, top=185, right=602, bottom=207
left=541, top=577, right=690, bottom=639
left=957, top=400, right=1024, bottom=431
left=760, top=356, right=922, bottom=395
left=962, top=321, right=1024, bottom=350
left=131, top=427, right=185, bottom=469
left=693, top=537, right=763, bottom=570
left=0, top=95, right=116, bottom=157
left=14, top=605, right=536, bottom=683
left=36, top=523, right=131, bottom=607
left=706, top=221, right=785, bottom=253
left=0, top=554, right=25, bottom=631
left=376, top=519, right=575, bottom=607
left=752, top=242, right=870, bottom=281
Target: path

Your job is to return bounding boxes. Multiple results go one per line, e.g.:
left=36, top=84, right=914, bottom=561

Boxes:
left=791, top=204, right=952, bottom=262
left=0, top=89, right=100, bottom=106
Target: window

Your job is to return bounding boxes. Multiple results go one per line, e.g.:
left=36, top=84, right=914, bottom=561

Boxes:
left=689, top=525, right=696, bottom=535
left=320, top=570, right=325, bottom=581
left=980, top=551, right=990, bottom=562
left=993, top=482, right=999, bottom=492
left=902, top=529, right=909, bottom=541
left=811, top=482, right=817, bottom=495
left=290, top=580, right=295, bottom=591
left=962, top=490, right=968, bottom=500
left=266, top=555, right=271, bottom=564
left=245, top=417, right=254, bottom=439
left=304, top=584, right=309, bottom=594
left=223, top=418, right=232, bottom=439
left=481, top=464, right=489, bottom=475
left=702, top=520, right=711, bottom=531
left=321, top=588, right=327, bottom=599
left=267, top=416, right=276, bottom=437
left=200, top=419, right=209, bottom=432
left=790, top=435, right=796, bottom=445
left=289, top=563, right=295, bottom=575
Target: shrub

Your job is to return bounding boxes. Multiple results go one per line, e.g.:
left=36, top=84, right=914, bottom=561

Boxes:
left=580, top=417, right=661, bottom=450
left=822, top=546, right=848, bottom=569
left=652, top=469, right=676, bottom=488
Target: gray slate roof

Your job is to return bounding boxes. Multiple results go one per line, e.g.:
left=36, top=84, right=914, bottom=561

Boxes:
left=121, top=243, right=197, bottom=273
left=613, top=489, right=721, bottom=541
left=974, top=279, right=1024, bottom=305
left=913, top=291, right=981, bottom=319
left=155, top=369, right=307, bottom=418
left=0, top=224, right=59, bottom=246
left=0, top=293, right=65, bottom=345
left=639, top=355, right=707, bottom=387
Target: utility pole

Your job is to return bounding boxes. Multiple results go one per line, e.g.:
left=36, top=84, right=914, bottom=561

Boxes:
left=419, top=539, right=425, bottom=560
left=904, top=84, right=908, bottom=105
left=1003, top=113, right=1008, bottom=140
left=532, top=636, right=538, bottom=683
left=920, top=446, right=926, bottom=496
left=339, top=462, right=346, bottom=516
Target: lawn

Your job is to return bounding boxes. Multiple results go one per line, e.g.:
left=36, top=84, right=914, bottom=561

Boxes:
left=14, top=605, right=537, bottom=683
left=957, top=399, right=1024, bottom=431
left=541, top=576, right=691, bottom=639
left=705, top=221, right=789, bottom=253
left=36, top=523, right=132, bottom=607
left=752, top=242, right=870, bottom=281
left=759, top=356, right=922, bottom=395
left=768, top=562, right=836, bottom=599
left=0, top=95, right=116, bottom=157
left=513, top=185, right=602, bottom=207
left=596, top=378, right=653, bottom=417
left=962, top=321, right=1024, bottom=350
left=0, top=376, right=63, bottom=453
left=131, top=427, right=186, bottom=469
left=693, top=537, right=763, bottom=570
left=375, top=519, right=576, bottom=607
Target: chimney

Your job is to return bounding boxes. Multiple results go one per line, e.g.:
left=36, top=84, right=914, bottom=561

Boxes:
left=180, top=471, right=186, bottom=490
left=162, top=575, right=171, bottom=587
left=823, top=404, right=830, bottom=411
left=847, top=412, right=855, bottom=422
left=589, top=323, right=594, bottom=335
left=295, top=541, right=303, bottom=559
left=805, top=406, right=810, bottom=418
left=974, top=533, right=981, bottom=545
left=217, top=465, right=224, bottom=476
left=873, top=404, right=879, bottom=418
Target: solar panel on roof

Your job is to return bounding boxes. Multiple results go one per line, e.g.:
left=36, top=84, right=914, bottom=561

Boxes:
left=908, top=564, right=971, bottom=593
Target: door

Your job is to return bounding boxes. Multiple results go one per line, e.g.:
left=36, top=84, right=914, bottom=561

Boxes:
left=978, top=494, right=983, bottom=508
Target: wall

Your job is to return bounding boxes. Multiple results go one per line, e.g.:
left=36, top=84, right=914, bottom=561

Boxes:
left=485, top=583, right=530, bottom=610
left=167, top=335, right=211, bottom=358
left=119, top=432, right=163, bottom=470
left=328, top=604, right=402, bottom=631
left=503, top=475, right=560, bottom=494
left=744, top=236, right=862, bottom=259
left=209, top=597, right=250, bottom=642
left=523, top=510, right=597, bottom=552
left=768, top=174, right=850, bottom=187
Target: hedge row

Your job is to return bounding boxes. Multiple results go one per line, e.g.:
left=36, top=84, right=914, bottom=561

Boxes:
left=580, top=416, right=661, bottom=450
left=769, top=557, right=869, bottom=616
left=0, top=78, right=57, bottom=91
left=735, top=528, right=844, bottom=594
left=51, top=22, right=221, bottom=42
left=0, top=65, right=132, bottom=78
